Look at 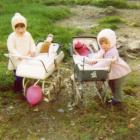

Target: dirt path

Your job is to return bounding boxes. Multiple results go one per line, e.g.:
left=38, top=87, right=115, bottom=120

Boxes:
left=56, top=6, right=101, bottom=32
left=1, top=4, right=140, bottom=140
left=56, top=5, right=140, bottom=40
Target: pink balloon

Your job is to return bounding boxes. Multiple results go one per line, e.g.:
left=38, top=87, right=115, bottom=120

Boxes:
left=26, top=85, right=43, bottom=106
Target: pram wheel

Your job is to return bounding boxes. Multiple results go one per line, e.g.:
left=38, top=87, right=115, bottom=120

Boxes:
left=70, top=77, right=84, bottom=107
left=95, top=81, right=110, bottom=103
left=44, top=75, right=62, bottom=102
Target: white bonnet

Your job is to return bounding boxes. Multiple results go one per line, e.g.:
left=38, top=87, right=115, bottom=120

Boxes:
left=97, top=29, right=116, bottom=48
left=11, top=13, right=27, bottom=30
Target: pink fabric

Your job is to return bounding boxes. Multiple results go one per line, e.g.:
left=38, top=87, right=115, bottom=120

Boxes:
left=104, top=47, right=131, bottom=80
left=74, top=41, right=90, bottom=56
left=94, top=29, right=131, bottom=80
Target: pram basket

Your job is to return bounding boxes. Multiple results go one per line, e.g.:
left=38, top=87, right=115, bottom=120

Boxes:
left=74, top=63, right=109, bottom=82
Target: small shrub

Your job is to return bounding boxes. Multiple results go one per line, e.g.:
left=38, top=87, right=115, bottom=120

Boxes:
left=52, top=26, right=82, bottom=59
left=0, top=3, right=4, bottom=14
left=75, top=0, right=92, bottom=5
left=130, top=22, right=140, bottom=27
left=0, top=44, right=7, bottom=62
left=91, top=24, right=118, bottom=35
left=127, top=3, right=140, bottom=9
left=99, top=16, right=122, bottom=24
left=125, top=72, right=140, bottom=88
left=42, top=0, right=73, bottom=6
left=91, top=16, right=122, bottom=35
left=0, top=63, right=14, bottom=91
left=92, top=0, right=128, bottom=9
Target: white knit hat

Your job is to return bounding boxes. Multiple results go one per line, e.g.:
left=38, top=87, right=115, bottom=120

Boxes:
left=97, top=29, right=116, bottom=48
left=11, top=13, right=27, bottom=30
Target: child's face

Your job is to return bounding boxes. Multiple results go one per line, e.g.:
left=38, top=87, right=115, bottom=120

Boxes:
left=99, top=39, right=111, bottom=51
left=15, top=23, right=26, bottom=36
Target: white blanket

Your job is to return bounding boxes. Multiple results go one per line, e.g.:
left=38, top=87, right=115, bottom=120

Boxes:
left=73, top=55, right=110, bottom=71
left=16, top=54, right=55, bottom=79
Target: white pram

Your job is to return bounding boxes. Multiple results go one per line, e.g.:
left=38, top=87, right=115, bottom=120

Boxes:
left=5, top=43, right=64, bottom=102
left=70, top=37, right=112, bottom=106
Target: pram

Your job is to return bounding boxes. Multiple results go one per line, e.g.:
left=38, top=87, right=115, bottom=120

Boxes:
left=5, top=43, right=64, bottom=102
left=70, top=36, right=112, bottom=107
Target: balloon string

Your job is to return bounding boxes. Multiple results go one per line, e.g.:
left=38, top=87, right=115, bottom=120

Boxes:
left=34, top=80, right=40, bottom=86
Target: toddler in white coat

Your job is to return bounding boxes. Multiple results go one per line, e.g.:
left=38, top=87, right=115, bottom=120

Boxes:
left=7, top=13, right=36, bottom=93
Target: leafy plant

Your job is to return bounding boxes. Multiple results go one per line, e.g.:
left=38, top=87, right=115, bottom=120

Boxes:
left=92, top=0, right=128, bottom=8
left=91, top=16, right=123, bottom=35
left=0, top=63, right=14, bottom=91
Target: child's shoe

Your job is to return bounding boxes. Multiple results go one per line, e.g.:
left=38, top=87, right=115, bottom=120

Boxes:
left=106, top=98, right=121, bottom=106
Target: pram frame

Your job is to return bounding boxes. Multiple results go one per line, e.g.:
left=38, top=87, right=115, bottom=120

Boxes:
left=4, top=51, right=64, bottom=102
left=70, top=36, right=111, bottom=107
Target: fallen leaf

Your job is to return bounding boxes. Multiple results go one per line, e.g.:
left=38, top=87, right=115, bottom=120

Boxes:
left=128, top=123, right=135, bottom=129
left=130, top=117, right=136, bottom=122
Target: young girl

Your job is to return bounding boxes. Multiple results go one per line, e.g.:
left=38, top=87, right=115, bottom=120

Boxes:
left=7, top=13, right=36, bottom=93
left=89, top=29, right=131, bottom=105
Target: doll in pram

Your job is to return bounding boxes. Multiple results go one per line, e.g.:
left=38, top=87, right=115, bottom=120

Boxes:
left=5, top=40, right=64, bottom=103
left=70, top=36, right=113, bottom=107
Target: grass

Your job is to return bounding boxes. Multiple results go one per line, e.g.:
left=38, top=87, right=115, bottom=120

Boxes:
left=0, top=2, right=75, bottom=42
left=32, top=0, right=140, bottom=9
left=0, top=1, right=82, bottom=58
left=91, top=16, right=123, bottom=35
left=93, top=0, right=140, bottom=9
left=0, top=89, right=140, bottom=140
left=124, top=59, right=140, bottom=88
left=0, top=0, right=140, bottom=140
left=0, top=62, right=14, bottom=91
left=92, top=0, right=129, bottom=8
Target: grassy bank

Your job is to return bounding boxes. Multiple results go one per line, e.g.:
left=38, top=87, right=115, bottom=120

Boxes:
left=0, top=1, right=140, bottom=140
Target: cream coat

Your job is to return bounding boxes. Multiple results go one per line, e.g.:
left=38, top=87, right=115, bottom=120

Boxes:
left=7, top=31, right=36, bottom=70
left=94, top=29, right=131, bottom=80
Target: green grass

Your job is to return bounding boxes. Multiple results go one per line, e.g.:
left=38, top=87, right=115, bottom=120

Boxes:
left=99, top=16, right=122, bottom=24
left=34, top=0, right=93, bottom=6
left=92, top=0, right=128, bottom=8
left=125, top=71, right=140, bottom=88
left=0, top=62, right=14, bottom=91
left=0, top=0, right=81, bottom=90
left=32, top=0, right=140, bottom=9
left=0, top=1, right=140, bottom=140
left=91, top=16, right=123, bottom=35
left=0, top=2, right=74, bottom=42
left=92, top=0, right=140, bottom=9
left=0, top=1, right=82, bottom=58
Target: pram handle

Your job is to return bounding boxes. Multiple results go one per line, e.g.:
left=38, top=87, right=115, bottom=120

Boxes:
left=83, top=57, right=116, bottom=62
left=4, top=53, right=48, bottom=73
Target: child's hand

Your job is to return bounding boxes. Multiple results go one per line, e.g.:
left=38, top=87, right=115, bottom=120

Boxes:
left=26, top=51, right=36, bottom=57
left=87, top=60, right=97, bottom=65
left=30, top=52, right=36, bottom=57
left=18, top=57, right=23, bottom=61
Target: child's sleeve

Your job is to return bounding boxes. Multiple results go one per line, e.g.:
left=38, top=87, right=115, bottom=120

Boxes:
left=7, top=35, right=21, bottom=56
left=29, top=33, right=36, bottom=53
left=91, top=49, right=105, bottom=59
left=105, top=48, right=119, bottom=62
